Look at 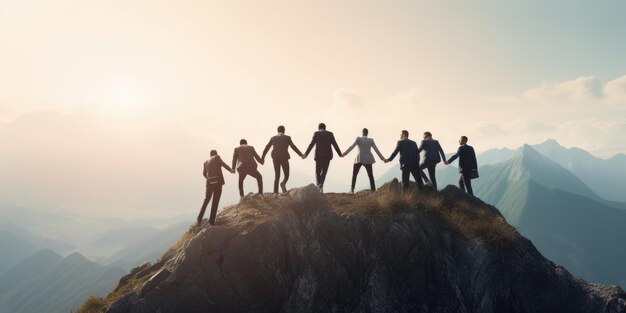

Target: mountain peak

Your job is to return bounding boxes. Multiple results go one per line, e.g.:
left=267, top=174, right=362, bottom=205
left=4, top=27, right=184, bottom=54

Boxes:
left=517, top=143, right=543, bottom=157
left=88, top=183, right=625, bottom=313
left=537, top=138, right=562, bottom=147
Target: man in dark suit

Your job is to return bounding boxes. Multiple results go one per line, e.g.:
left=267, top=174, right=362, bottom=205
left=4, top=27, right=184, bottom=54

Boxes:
left=261, top=125, right=303, bottom=194
left=304, top=123, right=342, bottom=192
left=445, top=136, right=478, bottom=195
left=198, top=149, right=235, bottom=226
left=232, top=139, right=264, bottom=198
left=387, top=130, right=424, bottom=191
left=417, top=131, right=447, bottom=190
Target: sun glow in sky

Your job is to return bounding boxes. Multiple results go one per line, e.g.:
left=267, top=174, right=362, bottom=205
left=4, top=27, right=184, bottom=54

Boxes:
left=102, top=81, right=144, bottom=114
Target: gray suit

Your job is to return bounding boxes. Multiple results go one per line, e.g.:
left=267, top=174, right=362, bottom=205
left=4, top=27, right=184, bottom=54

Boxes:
left=344, top=136, right=385, bottom=191
left=343, top=136, right=385, bottom=165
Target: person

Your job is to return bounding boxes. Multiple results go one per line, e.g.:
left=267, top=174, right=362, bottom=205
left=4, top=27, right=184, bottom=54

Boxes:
left=198, top=149, right=234, bottom=226
left=261, top=125, right=303, bottom=193
left=232, top=139, right=264, bottom=198
left=445, top=136, right=478, bottom=195
left=417, top=131, right=447, bottom=190
left=341, top=128, right=385, bottom=193
left=303, top=122, right=343, bottom=192
left=387, top=130, right=424, bottom=191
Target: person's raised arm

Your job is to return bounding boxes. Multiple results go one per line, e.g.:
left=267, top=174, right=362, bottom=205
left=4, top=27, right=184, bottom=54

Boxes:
left=372, top=140, right=385, bottom=160
left=220, top=156, right=234, bottom=173
left=231, top=149, right=238, bottom=170
left=388, top=141, right=401, bottom=162
left=331, top=134, right=342, bottom=156
left=304, top=133, right=316, bottom=157
left=417, top=140, right=425, bottom=153
left=446, top=147, right=461, bottom=165
left=253, top=148, right=263, bottom=165
left=437, top=142, right=447, bottom=163
left=289, top=137, right=303, bottom=157
left=261, top=137, right=273, bottom=161
left=342, top=137, right=358, bottom=157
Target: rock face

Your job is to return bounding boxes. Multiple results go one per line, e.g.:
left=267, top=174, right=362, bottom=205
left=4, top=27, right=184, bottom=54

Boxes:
left=106, top=182, right=626, bottom=313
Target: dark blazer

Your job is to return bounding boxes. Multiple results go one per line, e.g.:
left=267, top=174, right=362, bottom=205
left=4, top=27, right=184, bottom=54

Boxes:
left=447, top=144, right=477, bottom=173
left=418, top=138, right=446, bottom=163
left=305, top=130, right=342, bottom=161
left=388, top=138, right=420, bottom=168
left=232, top=145, right=262, bottom=170
left=262, top=134, right=302, bottom=160
left=203, top=155, right=232, bottom=185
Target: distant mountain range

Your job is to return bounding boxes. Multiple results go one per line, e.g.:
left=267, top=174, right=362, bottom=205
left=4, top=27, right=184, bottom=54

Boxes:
left=0, top=224, right=73, bottom=274
left=100, top=221, right=189, bottom=270
left=0, top=249, right=124, bottom=313
left=475, top=145, right=626, bottom=286
left=482, top=139, right=626, bottom=203
left=0, top=204, right=193, bottom=263
left=0, top=208, right=192, bottom=312
left=376, top=139, right=626, bottom=287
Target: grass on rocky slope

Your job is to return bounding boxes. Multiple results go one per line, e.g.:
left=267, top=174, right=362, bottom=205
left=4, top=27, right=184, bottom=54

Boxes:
left=327, top=183, right=520, bottom=250
left=75, top=182, right=520, bottom=312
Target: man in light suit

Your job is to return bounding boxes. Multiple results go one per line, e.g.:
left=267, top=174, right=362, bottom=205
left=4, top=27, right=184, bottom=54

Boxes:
left=303, top=123, right=343, bottom=192
left=342, top=128, right=385, bottom=193
left=417, top=131, right=447, bottom=191
left=445, top=136, right=478, bottom=195
left=198, top=149, right=235, bottom=226
left=232, top=139, right=264, bottom=198
left=261, top=125, right=303, bottom=194
left=387, top=130, right=424, bottom=191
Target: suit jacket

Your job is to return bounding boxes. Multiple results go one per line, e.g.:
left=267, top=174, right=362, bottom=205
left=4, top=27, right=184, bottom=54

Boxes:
left=305, top=130, right=342, bottom=161
left=418, top=138, right=446, bottom=163
left=343, top=136, right=385, bottom=165
left=261, top=133, right=302, bottom=160
left=447, top=144, right=477, bottom=173
left=388, top=138, right=420, bottom=168
left=232, top=145, right=262, bottom=170
left=203, top=155, right=232, bottom=185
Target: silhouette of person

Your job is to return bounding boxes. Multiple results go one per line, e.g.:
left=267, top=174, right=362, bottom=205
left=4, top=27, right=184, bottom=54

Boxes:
left=417, top=131, right=447, bottom=191
left=232, top=139, right=264, bottom=198
left=261, top=125, right=303, bottom=194
left=445, top=136, right=478, bottom=195
left=387, top=130, right=424, bottom=191
left=303, top=123, right=342, bottom=193
left=198, top=149, right=235, bottom=226
left=341, top=128, right=385, bottom=193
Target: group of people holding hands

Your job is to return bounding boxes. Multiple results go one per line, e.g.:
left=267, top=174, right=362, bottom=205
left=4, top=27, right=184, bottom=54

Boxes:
left=197, top=123, right=478, bottom=226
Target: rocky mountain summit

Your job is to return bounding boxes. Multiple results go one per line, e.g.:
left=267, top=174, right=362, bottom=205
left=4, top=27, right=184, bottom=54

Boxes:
left=86, top=181, right=625, bottom=313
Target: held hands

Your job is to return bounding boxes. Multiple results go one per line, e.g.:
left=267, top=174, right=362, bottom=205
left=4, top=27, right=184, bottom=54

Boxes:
left=443, top=160, right=449, bottom=165
left=383, top=158, right=390, bottom=163
left=301, top=154, right=307, bottom=159
left=231, top=169, right=236, bottom=174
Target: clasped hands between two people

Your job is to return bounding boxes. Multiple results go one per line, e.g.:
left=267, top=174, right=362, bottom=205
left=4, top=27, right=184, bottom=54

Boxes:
left=256, top=153, right=451, bottom=166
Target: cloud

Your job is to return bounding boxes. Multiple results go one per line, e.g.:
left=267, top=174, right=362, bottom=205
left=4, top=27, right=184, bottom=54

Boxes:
left=523, top=76, right=604, bottom=104
left=332, top=88, right=364, bottom=110
left=0, top=102, right=11, bottom=119
left=522, top=75, right=626, bottom=107
left=555, top=118, right=626, bottom=157
left=604, top=75, right=626, bottom=104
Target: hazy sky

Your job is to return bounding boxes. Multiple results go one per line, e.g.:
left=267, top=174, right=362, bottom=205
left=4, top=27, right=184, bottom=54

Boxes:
left=1, top=0, right=625, bottom=218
